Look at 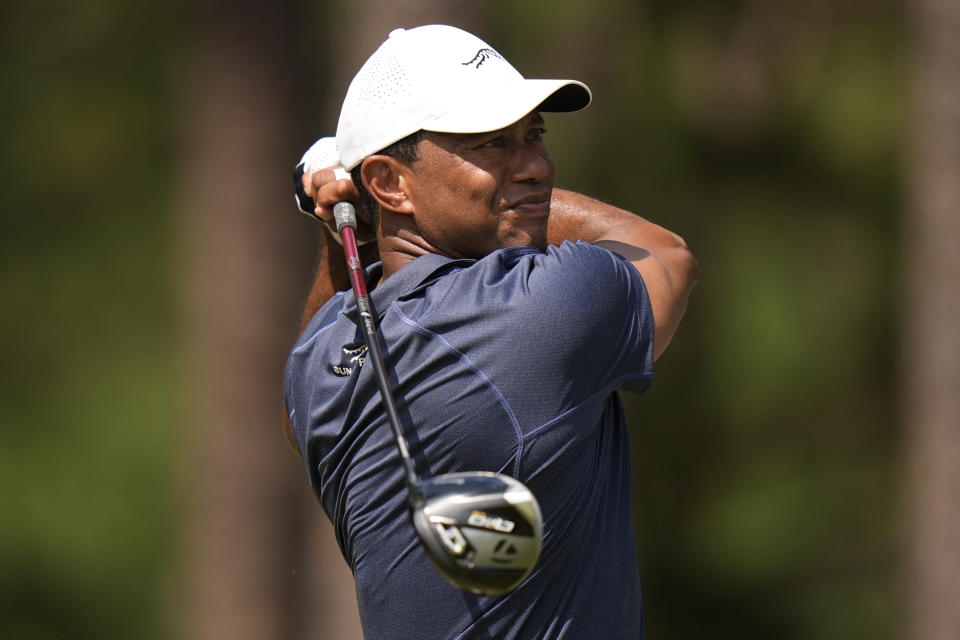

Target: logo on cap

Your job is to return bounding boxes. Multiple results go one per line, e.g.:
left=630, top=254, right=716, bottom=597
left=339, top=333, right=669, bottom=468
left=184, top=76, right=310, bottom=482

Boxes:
left=462, top=48, right=506, bottom=69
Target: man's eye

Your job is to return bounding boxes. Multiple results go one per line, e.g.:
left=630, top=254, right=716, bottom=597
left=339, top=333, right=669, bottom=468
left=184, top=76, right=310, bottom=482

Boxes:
left=477, top=136, right=507, bottom=149
left=528, top=128, right=547, bottom=142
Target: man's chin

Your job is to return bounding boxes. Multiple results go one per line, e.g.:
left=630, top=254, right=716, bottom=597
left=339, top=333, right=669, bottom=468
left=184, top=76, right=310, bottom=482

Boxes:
left=502, top=232, right=548, bottom=252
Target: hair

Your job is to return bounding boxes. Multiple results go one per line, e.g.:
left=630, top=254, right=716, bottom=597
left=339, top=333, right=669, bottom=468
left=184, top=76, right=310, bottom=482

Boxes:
left=351, top=130, right=424, bottom=223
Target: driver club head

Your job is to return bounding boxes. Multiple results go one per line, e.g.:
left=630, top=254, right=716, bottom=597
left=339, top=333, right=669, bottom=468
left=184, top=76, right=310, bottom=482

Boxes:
left=411, top=472, right=543, bottom=595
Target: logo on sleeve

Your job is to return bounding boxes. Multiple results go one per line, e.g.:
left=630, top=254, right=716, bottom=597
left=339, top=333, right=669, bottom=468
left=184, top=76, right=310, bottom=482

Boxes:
left=331, top=344, right=367, bottom=377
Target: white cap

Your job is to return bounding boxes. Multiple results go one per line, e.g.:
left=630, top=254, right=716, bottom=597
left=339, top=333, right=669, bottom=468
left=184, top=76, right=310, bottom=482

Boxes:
left=335, top=25, right=592, bottom=170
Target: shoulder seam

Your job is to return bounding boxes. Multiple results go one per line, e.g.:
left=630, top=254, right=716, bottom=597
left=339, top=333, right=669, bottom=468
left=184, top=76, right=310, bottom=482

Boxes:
left=523, top=371, right=652, bottom=440
left=388, top=302, right=526, bottom=478
left=291, top=313, right=343, bottom=355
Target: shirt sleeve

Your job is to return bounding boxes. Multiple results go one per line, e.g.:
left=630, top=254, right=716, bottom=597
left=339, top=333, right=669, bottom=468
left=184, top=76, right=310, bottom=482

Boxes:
left=380, top=242, right=655, bottom=439
left=444, top=241, right=655, bottom=432
left=525, top=240, right=654, bottom=393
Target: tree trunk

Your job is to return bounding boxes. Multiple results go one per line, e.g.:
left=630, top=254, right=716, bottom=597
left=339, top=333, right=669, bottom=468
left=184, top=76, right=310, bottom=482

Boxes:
left=173, top=0, right=360, bottom=638
left=173, top=4, right=491, bottom=640
left=903, top=0, right=960, bottom=638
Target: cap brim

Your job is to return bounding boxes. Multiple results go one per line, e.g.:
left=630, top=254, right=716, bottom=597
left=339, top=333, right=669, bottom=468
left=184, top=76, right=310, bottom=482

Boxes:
left=539, top=81, right=592, bottom=112
left=424, top=79, right=591, bottom=135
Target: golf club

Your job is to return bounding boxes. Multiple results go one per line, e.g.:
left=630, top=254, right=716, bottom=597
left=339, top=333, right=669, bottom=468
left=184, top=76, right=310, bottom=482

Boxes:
left=331, top=199, right=543, bottom=596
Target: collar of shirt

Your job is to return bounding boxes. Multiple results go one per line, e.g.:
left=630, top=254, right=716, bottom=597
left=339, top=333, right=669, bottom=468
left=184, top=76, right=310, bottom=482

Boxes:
left=339, top=253, right=472, bottom=325
left=340, top=248, right=542, bottom=325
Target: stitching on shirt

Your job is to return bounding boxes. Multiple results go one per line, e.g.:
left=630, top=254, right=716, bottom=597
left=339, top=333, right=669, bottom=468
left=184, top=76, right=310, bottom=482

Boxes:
left=389, top=303, right=526, bottom=478
left=523, top=371, right=652, bottom=440
left=291, top=300, right=345, bottom=355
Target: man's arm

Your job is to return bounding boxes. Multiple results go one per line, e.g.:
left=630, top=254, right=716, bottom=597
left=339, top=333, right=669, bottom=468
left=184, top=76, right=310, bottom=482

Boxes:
left=283, top=170, right=379, bottom=455
left=295, top=165, right=380, bottom=333
left=297, top=227, right=380, bottom=333
left=547, top=189, right=698, bottom=361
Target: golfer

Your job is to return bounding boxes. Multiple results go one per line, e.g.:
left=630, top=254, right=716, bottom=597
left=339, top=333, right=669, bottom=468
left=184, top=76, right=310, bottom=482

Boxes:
left=284, top=24, right=698, bottom=639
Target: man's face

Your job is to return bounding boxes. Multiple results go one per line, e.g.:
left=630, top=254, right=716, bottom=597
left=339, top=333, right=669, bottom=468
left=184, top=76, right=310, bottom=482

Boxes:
left=405, top=111, right=556, bottom=258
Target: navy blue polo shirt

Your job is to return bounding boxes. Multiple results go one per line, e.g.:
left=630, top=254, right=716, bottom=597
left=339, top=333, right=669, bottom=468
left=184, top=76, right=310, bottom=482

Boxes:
left=284, top=240, right=654, bottom=639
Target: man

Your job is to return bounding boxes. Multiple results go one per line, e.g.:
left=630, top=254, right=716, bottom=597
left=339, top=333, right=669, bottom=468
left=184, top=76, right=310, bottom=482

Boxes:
left=284, top=25, right=697, bottom=639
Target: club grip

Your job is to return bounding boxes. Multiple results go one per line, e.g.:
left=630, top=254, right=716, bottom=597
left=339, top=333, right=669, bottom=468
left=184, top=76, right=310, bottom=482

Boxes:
left=333, top=202, right=357, bottom=233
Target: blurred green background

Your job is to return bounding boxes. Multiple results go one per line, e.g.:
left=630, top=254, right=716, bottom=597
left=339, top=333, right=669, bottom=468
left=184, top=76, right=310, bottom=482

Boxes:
left=2, top=0, right=949, bottom=638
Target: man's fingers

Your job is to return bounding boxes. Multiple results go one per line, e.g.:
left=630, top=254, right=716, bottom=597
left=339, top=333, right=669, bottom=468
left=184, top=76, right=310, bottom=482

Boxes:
left=314, top=204, right=335, bottom=223
left=310, top=167, right=340, bottom=192
left=321, top=179, right=354, bottom=203
left=301, top=163, right=368, bottom=237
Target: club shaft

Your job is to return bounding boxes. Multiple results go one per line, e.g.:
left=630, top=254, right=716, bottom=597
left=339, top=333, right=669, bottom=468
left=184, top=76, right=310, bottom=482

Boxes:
left=339, top=219, right=421, bottom=491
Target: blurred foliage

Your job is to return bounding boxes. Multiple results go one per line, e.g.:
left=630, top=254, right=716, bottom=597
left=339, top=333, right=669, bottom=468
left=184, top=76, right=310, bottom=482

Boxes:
left=1, top=1, right=183, bottom=638
left=2, top=0, right=904, bottom=638
left=484, top=1, right=902, bottom=637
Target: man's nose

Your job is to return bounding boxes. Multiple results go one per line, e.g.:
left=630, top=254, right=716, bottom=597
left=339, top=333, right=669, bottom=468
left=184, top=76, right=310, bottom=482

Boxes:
left=511, top=144, right=553, bottom=183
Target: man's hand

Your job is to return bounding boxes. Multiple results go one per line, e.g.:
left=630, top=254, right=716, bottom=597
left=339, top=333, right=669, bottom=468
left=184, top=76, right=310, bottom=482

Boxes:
left=297, top=137, right=377, bottom=246
left=304, top=168, right=377, bottom=246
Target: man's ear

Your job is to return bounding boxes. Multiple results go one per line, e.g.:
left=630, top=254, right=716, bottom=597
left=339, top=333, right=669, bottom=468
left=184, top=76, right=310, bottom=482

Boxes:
left=361, top=156, right=414, bottom=215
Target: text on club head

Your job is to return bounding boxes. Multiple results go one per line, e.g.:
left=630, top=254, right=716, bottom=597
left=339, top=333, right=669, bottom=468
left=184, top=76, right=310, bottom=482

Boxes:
left=467, top=510, right=516, bottom=533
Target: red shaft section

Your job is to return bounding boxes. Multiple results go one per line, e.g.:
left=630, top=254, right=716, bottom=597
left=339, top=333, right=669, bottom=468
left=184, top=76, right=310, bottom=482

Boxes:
left=340, top=226, right=369, bottom=297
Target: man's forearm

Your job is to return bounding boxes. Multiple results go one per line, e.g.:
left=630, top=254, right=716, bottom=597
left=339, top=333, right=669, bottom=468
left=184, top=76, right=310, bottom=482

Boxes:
left=548, top=189, right=672, bottom=248
left=298, top=227, right=380, bottom=334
